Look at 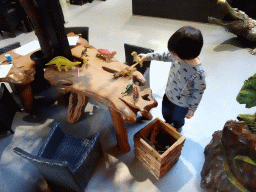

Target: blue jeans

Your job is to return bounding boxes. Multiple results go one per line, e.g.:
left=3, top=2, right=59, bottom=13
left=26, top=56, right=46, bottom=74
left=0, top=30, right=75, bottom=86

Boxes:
left=162, top=94, right=189, bottom=129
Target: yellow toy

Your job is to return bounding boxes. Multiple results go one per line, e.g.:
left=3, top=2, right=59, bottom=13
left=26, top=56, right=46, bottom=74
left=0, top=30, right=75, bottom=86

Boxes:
left=46, top=56, right=81, bottom=71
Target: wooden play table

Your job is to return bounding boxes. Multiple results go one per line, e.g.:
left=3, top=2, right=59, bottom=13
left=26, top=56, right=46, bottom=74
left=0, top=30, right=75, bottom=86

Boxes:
left=0, top=34, right=158, bottom=153
left=44, top=39, right=158, bottom=153
left=0, top=46, right=36, bottom=114
left=0, top=34, right=89, bottom=114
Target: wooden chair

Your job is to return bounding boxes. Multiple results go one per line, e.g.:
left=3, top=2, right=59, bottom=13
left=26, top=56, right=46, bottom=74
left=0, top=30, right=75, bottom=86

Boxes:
left=0, top=42, right=21, bottom=55
left=65, top=27, right=89, bottom=43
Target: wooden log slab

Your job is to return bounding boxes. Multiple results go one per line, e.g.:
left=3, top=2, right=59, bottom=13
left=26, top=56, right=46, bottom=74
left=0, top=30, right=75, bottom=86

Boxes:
left=44, top=45, right=158, bottom=124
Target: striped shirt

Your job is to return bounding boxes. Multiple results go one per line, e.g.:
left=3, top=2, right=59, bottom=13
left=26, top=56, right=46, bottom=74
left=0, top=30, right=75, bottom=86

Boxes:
left=146, top=51, right=206, bottom=112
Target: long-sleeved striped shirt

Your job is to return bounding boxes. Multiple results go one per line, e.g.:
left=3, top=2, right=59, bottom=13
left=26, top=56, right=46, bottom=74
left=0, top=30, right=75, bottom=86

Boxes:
left=146, top=51, right=206, bottom=112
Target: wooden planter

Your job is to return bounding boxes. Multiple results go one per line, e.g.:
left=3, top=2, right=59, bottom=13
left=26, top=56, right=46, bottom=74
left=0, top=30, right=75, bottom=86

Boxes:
left=133, top=118, right=186, bottom=179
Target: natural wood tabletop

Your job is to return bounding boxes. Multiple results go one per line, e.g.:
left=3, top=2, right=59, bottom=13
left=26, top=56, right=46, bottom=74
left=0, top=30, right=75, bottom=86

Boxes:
left=0, top=46, right=37, bottom=114
left=44, top=40, right=158, bottom=153
left=0, top=32, right=88, bottom=84
left=0, top=33, right=89, bottom=113
left=0, top=34, right=158, bottom=153
left=45, top=45, right=157, bottom=123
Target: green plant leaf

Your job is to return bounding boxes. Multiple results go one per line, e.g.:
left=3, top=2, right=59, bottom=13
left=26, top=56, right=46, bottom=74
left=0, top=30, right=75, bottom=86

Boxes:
left=237, top=75, right=256, bottom=108
left=234, top=155, right=256, bottom=166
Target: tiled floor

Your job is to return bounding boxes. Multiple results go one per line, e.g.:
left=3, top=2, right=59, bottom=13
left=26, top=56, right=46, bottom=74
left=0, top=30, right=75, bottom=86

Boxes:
left=1, top=0, right=256, bottom=191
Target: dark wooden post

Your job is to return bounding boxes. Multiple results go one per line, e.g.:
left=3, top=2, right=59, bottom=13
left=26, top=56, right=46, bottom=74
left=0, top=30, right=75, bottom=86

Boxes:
left=19, top=0, right=73, bottom=61
left=19, top=0, right=73, bottom=95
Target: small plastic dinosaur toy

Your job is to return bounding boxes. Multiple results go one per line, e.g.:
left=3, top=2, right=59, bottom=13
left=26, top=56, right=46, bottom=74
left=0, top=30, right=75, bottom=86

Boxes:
left=114, top=67, right=137, bottom=79
left=96, top=49, right=117, bottom=63
left=82, top=57, right=89, bottom=66
left=121, top=83, right=133, bottom=94
left=81, top=47, right=88, bottom=57
left=131, top=51, right=143, bottom=68
left=80, top=47, right=89, bottom=66
left=46, top=56, right=81, bottom=71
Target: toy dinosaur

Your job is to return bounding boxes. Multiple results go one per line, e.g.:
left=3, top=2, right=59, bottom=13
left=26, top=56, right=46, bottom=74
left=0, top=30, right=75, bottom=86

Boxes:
left=96, top=49, right=117, bottom=62
left=131, top=51, right=143, bottom=68
left=45, top=56, right=81, bottom=71
left=101, top=51, right=144, bottom=79
left=82, top=57, right=89, bottom=66
left=80, top=47, right=89, bottom=66
left=208, top=0, right=256, bottom=54
left=236, top=73, right=256, bottom=108
left=111, top=51, right=145, bottom=79
left=81, top=47, right=88, bottom=57
left=236, top=73, right=256, bottom=132
left=121, top=83, right=133, bottom=94
left=114, top=67, right=137, bottom=79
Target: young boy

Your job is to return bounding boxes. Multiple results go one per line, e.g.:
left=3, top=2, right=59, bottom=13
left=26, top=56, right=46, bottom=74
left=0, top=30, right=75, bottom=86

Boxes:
left=138, top=26, right=206, bottom=130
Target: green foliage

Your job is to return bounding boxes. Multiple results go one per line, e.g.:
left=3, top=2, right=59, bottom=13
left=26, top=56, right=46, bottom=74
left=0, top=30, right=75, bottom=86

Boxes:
left=237, top=75, right=256, bottom=108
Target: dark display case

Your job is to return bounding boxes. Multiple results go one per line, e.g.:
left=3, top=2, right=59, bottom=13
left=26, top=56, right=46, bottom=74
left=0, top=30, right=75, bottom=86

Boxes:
left=132, top=0, right=233, bottom=23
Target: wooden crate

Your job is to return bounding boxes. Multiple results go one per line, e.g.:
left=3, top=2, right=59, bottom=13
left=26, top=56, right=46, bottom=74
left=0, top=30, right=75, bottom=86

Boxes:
left=133, top=118, right=185, bottom=179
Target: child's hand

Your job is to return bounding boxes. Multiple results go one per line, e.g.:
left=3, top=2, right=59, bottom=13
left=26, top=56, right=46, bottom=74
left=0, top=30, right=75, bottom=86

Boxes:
left=185, top=110, right=194, bottom=119
left=138, top=54, right=148, bottom=64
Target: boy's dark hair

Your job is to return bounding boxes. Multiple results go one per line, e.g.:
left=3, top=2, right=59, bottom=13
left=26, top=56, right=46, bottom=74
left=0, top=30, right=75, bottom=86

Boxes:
left=168, top=26, right=203, bottom=60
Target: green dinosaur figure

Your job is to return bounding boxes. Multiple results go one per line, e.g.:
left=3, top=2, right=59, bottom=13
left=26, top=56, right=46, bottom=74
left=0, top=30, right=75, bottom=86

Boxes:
left=236, top=73, right=256, bottom=132
left=121, top=83, right=133, bottom=94
left=237, top=73, right=256, bottom=108
left=45, top=56, right=81, bottom=71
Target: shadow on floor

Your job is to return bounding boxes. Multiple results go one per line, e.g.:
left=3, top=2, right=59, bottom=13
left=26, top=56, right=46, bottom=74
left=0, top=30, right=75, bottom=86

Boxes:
left=213, top=37, right=256, bottom=53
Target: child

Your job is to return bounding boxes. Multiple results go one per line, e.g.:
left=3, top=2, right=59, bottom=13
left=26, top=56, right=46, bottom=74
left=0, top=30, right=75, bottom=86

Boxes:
left=138, top=26, right=206, bottom=130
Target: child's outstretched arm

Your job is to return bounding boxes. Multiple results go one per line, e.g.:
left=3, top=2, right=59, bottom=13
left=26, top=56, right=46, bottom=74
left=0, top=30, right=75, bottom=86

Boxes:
left=137, top=54, right=148, bottom=64
left=138, top=52, right=174, bottom=63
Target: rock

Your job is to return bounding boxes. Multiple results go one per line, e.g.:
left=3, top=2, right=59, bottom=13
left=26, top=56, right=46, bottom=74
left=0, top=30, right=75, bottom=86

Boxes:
left=201, top=120, right=256, bottom=192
